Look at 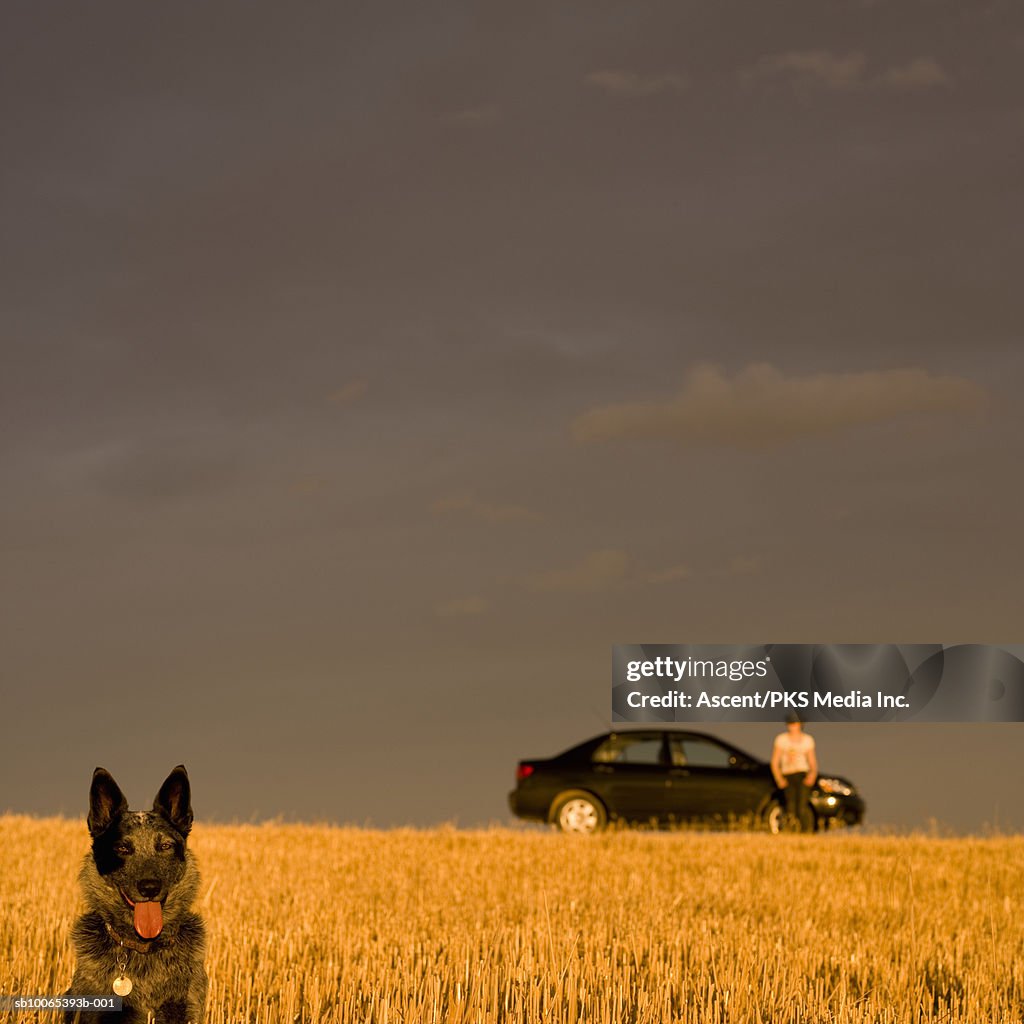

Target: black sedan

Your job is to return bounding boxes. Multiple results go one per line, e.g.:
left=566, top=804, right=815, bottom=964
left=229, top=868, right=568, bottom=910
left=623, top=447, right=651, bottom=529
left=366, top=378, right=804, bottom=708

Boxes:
left=508, top=729, right=865, bottom=833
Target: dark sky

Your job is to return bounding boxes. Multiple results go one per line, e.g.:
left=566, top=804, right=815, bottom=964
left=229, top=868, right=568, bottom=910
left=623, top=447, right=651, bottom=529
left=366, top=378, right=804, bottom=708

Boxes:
left=3, top=1, right=1022, bottom=832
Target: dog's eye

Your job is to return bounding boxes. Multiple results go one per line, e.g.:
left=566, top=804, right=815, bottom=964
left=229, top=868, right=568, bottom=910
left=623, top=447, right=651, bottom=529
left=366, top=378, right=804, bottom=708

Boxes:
left=114, top=843, right=132, bottom=857
left=157, top=839, right=175, bottom=852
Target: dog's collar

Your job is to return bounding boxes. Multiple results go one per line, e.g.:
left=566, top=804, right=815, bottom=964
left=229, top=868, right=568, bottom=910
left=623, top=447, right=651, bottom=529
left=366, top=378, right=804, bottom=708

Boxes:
left=103, top=920, right=177, bottom=954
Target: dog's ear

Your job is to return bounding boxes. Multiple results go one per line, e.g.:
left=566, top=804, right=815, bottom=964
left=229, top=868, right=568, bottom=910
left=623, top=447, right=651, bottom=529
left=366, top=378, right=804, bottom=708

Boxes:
left=88, top=768, right=128, bottom=838
left=153, top=765, right=193, bottom=837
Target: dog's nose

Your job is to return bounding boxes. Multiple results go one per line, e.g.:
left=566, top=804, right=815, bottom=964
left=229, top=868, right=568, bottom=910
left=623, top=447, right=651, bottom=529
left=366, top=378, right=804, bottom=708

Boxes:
left=136, top=878, right=162, bottom=899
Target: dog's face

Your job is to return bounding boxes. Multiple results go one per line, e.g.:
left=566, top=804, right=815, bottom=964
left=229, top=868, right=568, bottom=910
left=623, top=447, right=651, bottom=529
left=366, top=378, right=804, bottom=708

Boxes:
left=86, top=766, right=194, bottom=940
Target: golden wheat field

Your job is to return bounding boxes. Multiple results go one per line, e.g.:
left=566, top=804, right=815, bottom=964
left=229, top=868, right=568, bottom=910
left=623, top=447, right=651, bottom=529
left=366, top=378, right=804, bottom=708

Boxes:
left=2, top=816, right=1023, bottom=1024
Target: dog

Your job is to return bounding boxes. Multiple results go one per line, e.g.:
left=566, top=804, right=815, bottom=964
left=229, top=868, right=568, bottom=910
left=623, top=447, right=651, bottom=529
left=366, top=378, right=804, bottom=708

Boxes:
left=65, top=766, right=207, bottom=1023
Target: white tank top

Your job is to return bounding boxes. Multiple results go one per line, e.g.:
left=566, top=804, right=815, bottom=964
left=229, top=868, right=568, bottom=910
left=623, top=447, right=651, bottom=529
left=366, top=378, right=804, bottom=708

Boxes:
left=774, top=732, right=815, bottom=774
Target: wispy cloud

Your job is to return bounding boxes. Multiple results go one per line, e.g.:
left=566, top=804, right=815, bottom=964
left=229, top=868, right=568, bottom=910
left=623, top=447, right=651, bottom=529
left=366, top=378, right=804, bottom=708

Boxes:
left=876, top=57, right=951, bottom=90
left=571, top=363, right=986, bottom=449
left=526, top=548, right=630, bottom=593
left=526, top=552, right=758, bottom=592
left=750, top=50, right=867, bottom=90
left=432, top=493, right=540, bottom=524
left=723, top=554, right=765, bottom=577
left=435, top=596, right=488, bottom=617
left=585, top=69, right=686, bottom=98
left=328, top=379, right=369, bottom=405
left=291, top=474, right=328, bottom=496
left=747, top=50, right=951, bottom=91
left=71, top=436, right=242, bottom=501
left=645, top=564, right=693, bottom=584
left=441, top=105, right=500, bottom=124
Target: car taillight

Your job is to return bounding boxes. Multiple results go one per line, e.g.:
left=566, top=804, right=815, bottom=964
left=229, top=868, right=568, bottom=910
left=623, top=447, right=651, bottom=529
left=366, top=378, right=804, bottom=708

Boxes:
left=516, top=763, right=535, bottom=781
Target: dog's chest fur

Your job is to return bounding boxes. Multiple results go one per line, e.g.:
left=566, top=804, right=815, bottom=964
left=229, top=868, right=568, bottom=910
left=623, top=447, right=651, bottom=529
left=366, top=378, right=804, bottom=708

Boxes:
left=71, top=910, right=206, bottom=1009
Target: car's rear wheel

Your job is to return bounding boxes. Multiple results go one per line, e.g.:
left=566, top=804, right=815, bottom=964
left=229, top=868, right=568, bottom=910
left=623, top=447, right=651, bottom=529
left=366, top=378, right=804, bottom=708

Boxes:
left=551, top=791, right=607, bottom=834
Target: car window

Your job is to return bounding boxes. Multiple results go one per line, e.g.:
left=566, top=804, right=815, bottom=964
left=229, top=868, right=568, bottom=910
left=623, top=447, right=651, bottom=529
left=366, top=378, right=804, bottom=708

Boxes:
left=671, top=737, right=735, bottom=768
left=592, top=735, right=665, bottom=765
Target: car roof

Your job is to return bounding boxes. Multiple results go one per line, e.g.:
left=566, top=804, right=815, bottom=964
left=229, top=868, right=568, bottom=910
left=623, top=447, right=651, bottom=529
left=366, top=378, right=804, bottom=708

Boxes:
left=559, top=729, right=765, bottom=765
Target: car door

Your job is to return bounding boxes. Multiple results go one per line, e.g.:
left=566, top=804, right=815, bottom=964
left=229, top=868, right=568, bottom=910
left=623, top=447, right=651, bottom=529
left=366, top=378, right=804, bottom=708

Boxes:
left=590, top=732, right=670, bottom=824
left=665, top=735, right=768, bottom=822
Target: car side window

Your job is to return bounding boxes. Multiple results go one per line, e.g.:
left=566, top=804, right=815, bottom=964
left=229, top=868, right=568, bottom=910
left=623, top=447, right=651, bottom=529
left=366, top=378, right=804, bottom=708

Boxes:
left=673, top=738, right=735, bottom=768
left=593, top=736, right=665, bottom=765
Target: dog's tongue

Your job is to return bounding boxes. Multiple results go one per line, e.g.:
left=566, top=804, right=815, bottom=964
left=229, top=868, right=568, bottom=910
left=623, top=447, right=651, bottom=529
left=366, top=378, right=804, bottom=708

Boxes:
left=133, top=901, right=163, bottom=940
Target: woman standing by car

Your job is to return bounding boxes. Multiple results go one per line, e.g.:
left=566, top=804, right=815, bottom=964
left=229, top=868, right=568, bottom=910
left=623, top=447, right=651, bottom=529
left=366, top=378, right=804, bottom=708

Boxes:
left=771, top=712, right=818, bottom=832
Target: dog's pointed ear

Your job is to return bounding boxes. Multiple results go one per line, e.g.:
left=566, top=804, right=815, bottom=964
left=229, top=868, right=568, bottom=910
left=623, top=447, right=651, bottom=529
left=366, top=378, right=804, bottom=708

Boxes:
left=88, top=768, right=128, bottom=838
left=153, top=765, right=193, bottom=837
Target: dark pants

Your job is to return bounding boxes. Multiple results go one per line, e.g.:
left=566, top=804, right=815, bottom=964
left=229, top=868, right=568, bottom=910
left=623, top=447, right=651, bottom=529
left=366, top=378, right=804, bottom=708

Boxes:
left=783, top=772, right=813, bottom=832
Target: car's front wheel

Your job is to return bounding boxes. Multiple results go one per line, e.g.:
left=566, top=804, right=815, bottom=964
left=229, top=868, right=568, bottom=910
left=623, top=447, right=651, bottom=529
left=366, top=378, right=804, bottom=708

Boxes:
left=551, top=791, right=607, bottom=834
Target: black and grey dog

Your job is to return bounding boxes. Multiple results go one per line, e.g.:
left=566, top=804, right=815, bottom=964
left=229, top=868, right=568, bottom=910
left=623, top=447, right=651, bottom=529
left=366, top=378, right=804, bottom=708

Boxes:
left=65, top=766, right=207, bottom=1023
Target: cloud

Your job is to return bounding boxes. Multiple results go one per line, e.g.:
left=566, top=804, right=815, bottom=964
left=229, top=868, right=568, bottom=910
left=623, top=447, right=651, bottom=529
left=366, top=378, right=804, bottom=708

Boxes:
left=291, top=474, right=328, bottom=496
left=877, top=57, right=951, bottom=91
left=645, top=564, right=693, bottom=584
left=585, top=70, right=686, bottom=98
left=441, top=105, right=500, bottom=124
left=72, top=436, right=242, bottom=501
left=525, top=552, right=763, bottom=594
left=526, top=554, right=758, bottom=591
left=750, top=50, right=867, bottom=90
left=723, top=554, right=764, bottom=577
left=526, top=548, right=630, bottom=593
left=571, top=363, right=986, bottom=448
left=328, top=379, right=369, bottom=405
left=435, top=596, right=488, bottom=617
left=432, top=493, right=540, bottom=524
left=747, top=50, right=950, bottom=91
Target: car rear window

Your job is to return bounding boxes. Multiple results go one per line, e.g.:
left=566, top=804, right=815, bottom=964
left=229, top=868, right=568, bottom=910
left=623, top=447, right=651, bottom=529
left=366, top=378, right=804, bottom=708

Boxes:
left=592, top=735, right=664, bottom=765
left=670, top=737, right=735, bottom=768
